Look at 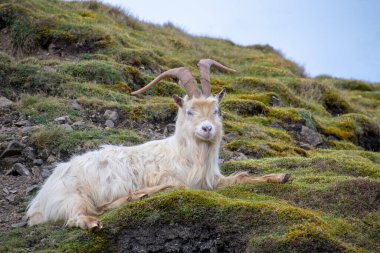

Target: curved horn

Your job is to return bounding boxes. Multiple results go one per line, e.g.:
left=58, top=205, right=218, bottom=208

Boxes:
left=131, top=67, right=200, bottom=98
left=197, top=59, right=236, bottom=97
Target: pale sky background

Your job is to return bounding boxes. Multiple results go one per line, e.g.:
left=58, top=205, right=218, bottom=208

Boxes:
left=102, top=0, right=380, bottom=83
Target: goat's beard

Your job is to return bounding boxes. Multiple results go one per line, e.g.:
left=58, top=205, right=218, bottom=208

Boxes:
left=194, top=130, right=222, bottom=145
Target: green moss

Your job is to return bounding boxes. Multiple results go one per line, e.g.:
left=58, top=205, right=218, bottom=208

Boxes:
left=269, top=107, right=304, bottom=123
left=323, top=90, right=354, bottom=115
left=249, top=222, right=362, bottom=253
left=115, top=48, right=160, bottom=67
left=18, top=94, right=80, bottom=124
left=210, top=79, right=236, bottom=94
left=234, top=92, right=279, bottom=105
left=63, top=60, right=146, bottom=89
left=30, top=127, right=144, bottom=156
left=225, top=139, right=277, bottom=158
left=317, top=113, right=380, bottom=151
left=0, top=222, right=82, bottom=253
left=223, top=120, right=292, bottom=141
left=125, top=102, right=177, bottom=123
left=0, top=61, right=67, bottom=96
left=64, top=82, right=132, bottom=105
left=222, top=99, right=270, bottom=116
left=222, top=178, right=380, bottom=218
left=148, top=80, right=185, bottom=97
left=63, top=60, right=124, bottom=85
left=246, top=64, right=296, bottom=77
left=327, top=140, right=359, bottom=150
left=222, top=152, right=380, bottom=178
left=333, top=79, right=375, bottom=91
left=0, top=3, right=40, bottom=54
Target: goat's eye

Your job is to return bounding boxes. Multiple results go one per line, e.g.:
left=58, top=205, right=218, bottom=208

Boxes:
left=213, top=109, right=219, bottom=115
left=187, top=111, right=193, bottom=116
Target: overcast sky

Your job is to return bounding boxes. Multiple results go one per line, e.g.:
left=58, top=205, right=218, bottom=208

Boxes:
left=102, top=0, right=380, bottom=83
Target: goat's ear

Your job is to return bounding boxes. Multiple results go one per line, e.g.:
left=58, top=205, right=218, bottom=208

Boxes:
left=172, top=94, right=184, bottom=108
left=216, top=88, right=227, bottom=103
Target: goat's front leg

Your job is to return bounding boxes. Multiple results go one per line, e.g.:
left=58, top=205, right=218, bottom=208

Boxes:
left=98, top=184, right=176, bottom=212
left=216, top=172, right=291, bottom=188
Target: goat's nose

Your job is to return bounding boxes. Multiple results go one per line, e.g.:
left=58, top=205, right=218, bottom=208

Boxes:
left=202, top=125, right=212, bottom=133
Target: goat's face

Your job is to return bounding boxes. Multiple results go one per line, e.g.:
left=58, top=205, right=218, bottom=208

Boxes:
left=174, top=89, right=226, bottom=143
left=130, top=59, right=235, bottom=144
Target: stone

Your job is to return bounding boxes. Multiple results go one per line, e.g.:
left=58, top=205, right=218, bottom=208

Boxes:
left=72, top=121, right=86, bottom=130
left=33, top=159, right=43, bottom=166
left=41, top=168, right=52, bottom=179
left=12, top=163, right=31, bottom=176
left=104, top=110, right=119, bottom=122
left=327, top=135, right=338, bottom=141
left=224, top=132, right=238, bottom=142
left=105, top=120, right=115, bottom=128
left=54, top=115, right=72, bottom=124
left=0, top=140, right=25, bottom=158
left=11, top=221, right=27, bottom=228
left=40, top=149, right=50, bottom=160
left=0, top=156, right=22, bottom=171
left=6, top=194, right=16, bottom=203
left=71, top=99, right=82, bottom=110
left=31, top=166, right=41, bottom=177
left=15, top=120, right=31, bottom=127
left=20, top=126, right=33, bottom=135
left=271, top=95, right=283, bottom=107
left=300, top=126, right=323, bottom=147
left=235, top=152, right=248, bottom=160
left=60, top=124, right=73, bottom=131
left=0, top=97, right=14, bottom=107
left=47, top=155, right=57, bottom=164
left=164, top=123, right=176, bottom=137
left=21, top=136, right=29, bottom=143
left=26, top=185, right=39, bottom=194
left=270, top=122, right=283, bottom=130
left=22, top=146, right=35, bottom=161
left=3, top=187, right=9, bottom=194
left=299, top=142, right=312, bottom=150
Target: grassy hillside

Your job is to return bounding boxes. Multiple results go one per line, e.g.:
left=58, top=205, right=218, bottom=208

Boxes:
left=0, top=0, right=379, bottom=252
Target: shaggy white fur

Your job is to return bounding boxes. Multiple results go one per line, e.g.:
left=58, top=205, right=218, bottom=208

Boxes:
left=27, top=96, right=225, bottom=228
left=27, top=61, right=290, bottom=229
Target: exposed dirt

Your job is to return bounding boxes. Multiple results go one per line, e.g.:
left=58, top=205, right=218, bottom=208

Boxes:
left=0, top=174, right=40, bottom=232
left=117, top=223, right=246, bottom=253
left=0, top=106, right=43, bottom=231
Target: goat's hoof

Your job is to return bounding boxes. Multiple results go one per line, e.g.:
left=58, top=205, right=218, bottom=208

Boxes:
left=88, top=221, right=103, bottom=231
left=85, top=217, right=103, bottom=231
left=280, top=173, right=292, bottom=183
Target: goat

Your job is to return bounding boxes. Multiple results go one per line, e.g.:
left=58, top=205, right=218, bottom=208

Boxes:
left=26, top=59, right=291, bottom=229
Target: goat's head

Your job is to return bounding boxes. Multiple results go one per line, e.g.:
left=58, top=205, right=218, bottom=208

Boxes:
left=131, top=59, right=236, bottom=143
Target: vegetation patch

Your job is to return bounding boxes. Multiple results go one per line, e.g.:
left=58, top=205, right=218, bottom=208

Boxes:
left=63, top=60, right=142, bottom=87
left=18, top=94, right=79, bottom=124
left=223, top=99, right=270, bottom=116
left=30, top=127, right=144, bottom=158
left=222, top=153, right=380, bottom=178
left=125, top=102, right=177, bottom=124
left=249, top=223, right=359, bottom=253
left=317, top=113, right=380, bottom=151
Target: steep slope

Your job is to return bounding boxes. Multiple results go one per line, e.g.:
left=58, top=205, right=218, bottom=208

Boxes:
left=0, top=0, right=379, bottom=252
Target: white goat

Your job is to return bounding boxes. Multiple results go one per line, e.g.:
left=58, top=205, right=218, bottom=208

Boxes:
left=26, top=59, right=291, bottom=229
